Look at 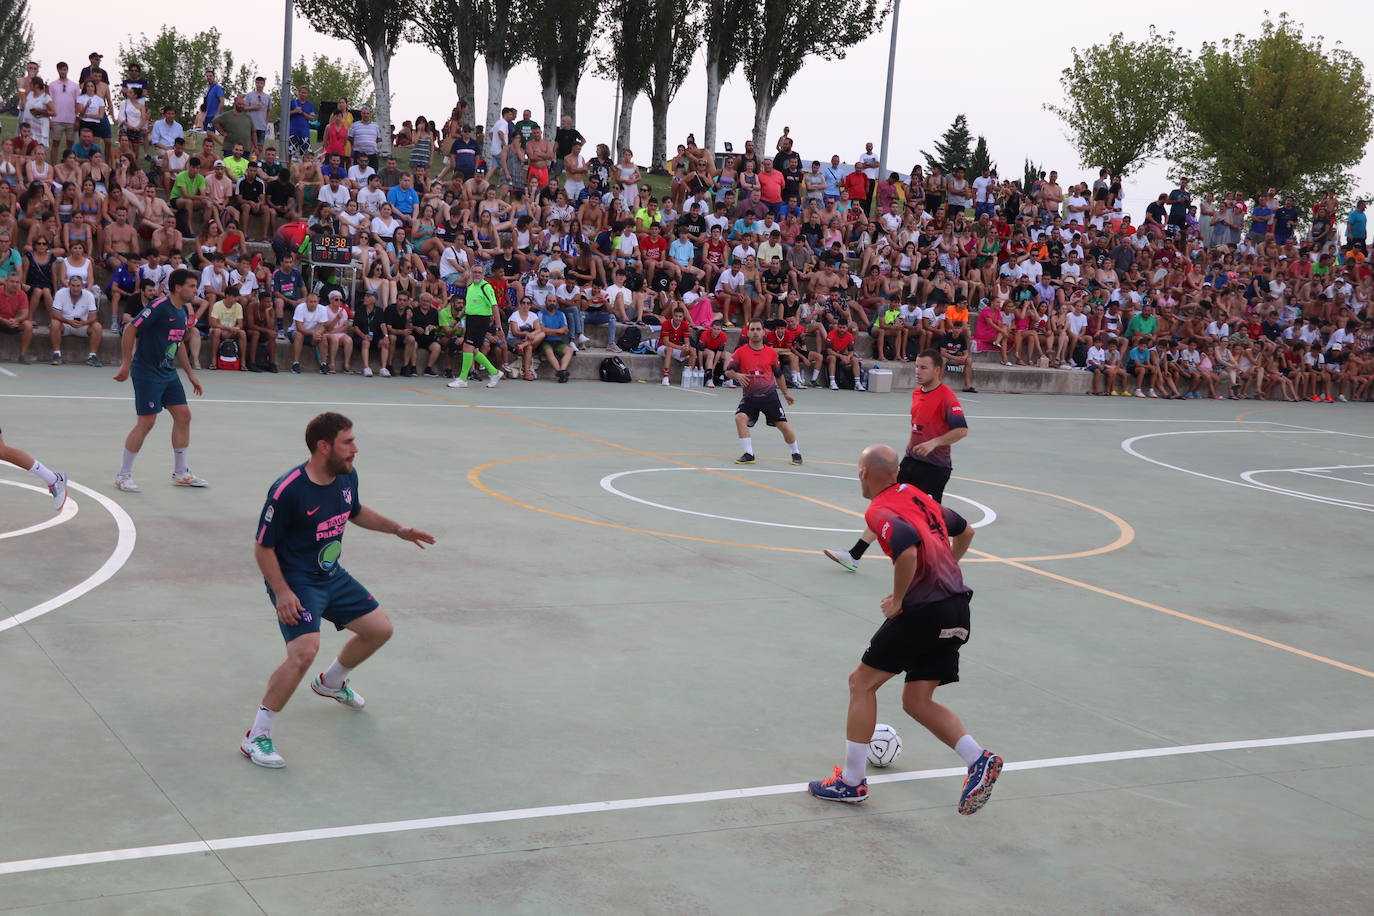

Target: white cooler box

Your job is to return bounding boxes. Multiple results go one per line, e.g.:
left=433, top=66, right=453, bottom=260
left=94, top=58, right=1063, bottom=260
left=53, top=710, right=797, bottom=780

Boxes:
left=866, top=367, right=893, bottom=393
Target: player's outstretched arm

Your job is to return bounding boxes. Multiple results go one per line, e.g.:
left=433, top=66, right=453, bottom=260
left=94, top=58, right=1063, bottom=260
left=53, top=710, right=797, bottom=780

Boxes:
left=351, top=505, right=436, bottom=549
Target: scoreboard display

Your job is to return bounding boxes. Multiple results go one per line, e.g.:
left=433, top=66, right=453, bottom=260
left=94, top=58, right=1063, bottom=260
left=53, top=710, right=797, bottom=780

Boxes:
left=312, top=233, right=352, bottom=265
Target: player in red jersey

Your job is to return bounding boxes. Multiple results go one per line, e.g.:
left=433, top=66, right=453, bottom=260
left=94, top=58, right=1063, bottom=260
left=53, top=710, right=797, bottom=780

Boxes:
left=808, top=444, right=1002, bottom=812
left=825, top=349, right=968, bottom=572
left=657, top=305, right=697, bottom=384
left=695, top=316, right=730, bottom=387
left=725, top=318, right=800, bottom=465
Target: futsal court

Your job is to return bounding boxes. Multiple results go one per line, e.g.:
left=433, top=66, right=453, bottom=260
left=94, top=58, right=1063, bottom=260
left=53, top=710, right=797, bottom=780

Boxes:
left=2, top=369, right=1372, bottom=915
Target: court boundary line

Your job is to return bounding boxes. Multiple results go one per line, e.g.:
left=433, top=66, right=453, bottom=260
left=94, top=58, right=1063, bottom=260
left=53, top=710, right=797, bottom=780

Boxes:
left=0, top=477, right=137, bottom=633
left=1, top=727, right=1369, bottom=877
left=0, top=480, right=80, bottom=540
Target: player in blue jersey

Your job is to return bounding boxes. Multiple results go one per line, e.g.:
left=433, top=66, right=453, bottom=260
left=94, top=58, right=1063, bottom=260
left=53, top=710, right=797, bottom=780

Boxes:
left=111, top=268, right=206, bottom=492
left=240, top=412, right=436, bottom=768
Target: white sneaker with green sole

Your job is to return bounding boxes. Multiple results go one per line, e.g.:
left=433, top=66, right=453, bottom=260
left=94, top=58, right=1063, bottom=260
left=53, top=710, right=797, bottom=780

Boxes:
left=240, top=732, right=285, bottom=768
left=310, top=673, right=366, bottom=709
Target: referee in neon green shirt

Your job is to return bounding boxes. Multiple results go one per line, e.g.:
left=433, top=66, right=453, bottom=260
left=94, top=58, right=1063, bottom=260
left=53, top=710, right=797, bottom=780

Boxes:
left=446, top=264, right=503, bottom=388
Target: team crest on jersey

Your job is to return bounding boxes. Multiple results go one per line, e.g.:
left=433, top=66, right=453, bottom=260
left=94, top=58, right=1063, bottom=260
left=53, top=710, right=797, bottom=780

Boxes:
left=264, top=505, right=275, bottom=523
left=342, top=488, right=352, bottom=506
left=881, top=521, right=892, bottom=539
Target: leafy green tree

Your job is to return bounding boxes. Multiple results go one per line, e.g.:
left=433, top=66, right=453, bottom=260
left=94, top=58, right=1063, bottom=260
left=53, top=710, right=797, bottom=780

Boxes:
left=647, top=0, right=700, bottom=169
left=118, top=27, right=253, bottom=122
left=742, top=0, right=887, bottom=150
left=1021, top=158, right=1042, bottom=196
left=297, top=0, right=413, bottom=154
left=530, top=0, right=601, bottom=131
left=1172, top=14, right=1373, bottom=204
left=0, top=0, right=34, bottom=106
left=969, top=135, right=994, bottom=177
left=1044, top=28, right=1186, bottom=177
left=276, top=55, right=373, bottom=121
left=922, top=113, right=972, bottom=173
left=701, top=0, right=752, bottom=152
left=601, top=0, right=657, bottom=157
left=408, top=0, right=478, bottom=121
left=474, top=0, right=532, bottom=155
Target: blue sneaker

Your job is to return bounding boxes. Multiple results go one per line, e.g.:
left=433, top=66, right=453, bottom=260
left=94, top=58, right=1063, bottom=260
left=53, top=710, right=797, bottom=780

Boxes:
left=958, top=750, right=1003, bottom=815
left=808, top=765, right=868, bottom=803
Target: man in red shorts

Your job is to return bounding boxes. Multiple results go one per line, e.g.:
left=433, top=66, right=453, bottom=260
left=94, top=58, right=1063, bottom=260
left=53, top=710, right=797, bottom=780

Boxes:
left=807, top=443, right=1001, bottom=813
left=825, top=348, right=968, bottom=571
left=726, top=318, right=800, bottom=465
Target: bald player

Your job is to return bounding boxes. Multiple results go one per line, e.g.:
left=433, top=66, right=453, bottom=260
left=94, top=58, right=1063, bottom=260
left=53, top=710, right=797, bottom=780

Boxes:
left=808, top=444, right=1002, bottom=813
left=824, top=349, right=967, bottom=572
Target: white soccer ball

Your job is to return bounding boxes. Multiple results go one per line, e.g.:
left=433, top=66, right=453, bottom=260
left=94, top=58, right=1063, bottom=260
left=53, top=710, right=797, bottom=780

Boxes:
left=868, top=723, right=903, bottom=768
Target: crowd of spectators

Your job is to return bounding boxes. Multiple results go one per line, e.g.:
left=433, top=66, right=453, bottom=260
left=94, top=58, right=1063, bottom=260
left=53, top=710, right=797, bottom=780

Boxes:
left=0, top=51, right=1371, bottom=402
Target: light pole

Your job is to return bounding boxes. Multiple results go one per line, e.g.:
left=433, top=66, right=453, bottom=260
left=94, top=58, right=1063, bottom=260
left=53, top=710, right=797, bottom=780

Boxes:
left=279, top=0, right=294, bottom=162
left=876, top=0, right=902, bottom=189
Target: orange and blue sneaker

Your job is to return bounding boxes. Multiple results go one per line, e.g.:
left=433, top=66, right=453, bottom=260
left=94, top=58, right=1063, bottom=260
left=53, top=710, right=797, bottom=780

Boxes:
left=958, top=750, right=1003, bottom=815
left=807, top=765, right=868, bottom=803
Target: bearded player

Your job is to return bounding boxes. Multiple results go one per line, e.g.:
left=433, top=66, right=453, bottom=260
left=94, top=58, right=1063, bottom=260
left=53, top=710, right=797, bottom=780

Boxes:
left=240, top=412, right=436, bottom=768
left=726, top=318, right=801, bottom=465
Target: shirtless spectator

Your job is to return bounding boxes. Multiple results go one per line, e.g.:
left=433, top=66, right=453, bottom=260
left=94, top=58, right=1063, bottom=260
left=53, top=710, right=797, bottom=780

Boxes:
left=244, top=291, right=277, bottom=371
left=525, top=127, right=555, bottom=189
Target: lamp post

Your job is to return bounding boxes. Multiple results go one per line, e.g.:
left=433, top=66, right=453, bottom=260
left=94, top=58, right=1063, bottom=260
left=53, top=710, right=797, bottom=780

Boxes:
left=876, top=0, right=902, bottom=188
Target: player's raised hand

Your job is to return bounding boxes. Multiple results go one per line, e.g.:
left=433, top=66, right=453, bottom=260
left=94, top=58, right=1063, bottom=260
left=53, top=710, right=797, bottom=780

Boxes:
left=275, top=589, right=306, bottom=625
left=397, top=525, right=436, bottom=549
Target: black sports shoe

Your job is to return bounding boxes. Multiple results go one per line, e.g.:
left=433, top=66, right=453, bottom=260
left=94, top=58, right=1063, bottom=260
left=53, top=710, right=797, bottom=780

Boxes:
left=423, top=367, right=438, bottom=377
left=735, top=453, right=755, bottom=464
left=443, top=368, right=453, bottom=379
left=291, top=362, right=301, bottom=374
left=791, top=452, right=803, bottom=465
left=319, top=362, right=330, bottom=374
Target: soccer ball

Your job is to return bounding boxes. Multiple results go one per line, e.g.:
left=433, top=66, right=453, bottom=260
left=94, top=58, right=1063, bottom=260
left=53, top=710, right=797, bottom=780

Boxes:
left=868, top=723, right=903, bottom=767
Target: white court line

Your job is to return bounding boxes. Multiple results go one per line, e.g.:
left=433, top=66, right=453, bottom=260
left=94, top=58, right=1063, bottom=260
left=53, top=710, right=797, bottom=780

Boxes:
left=0, top=480, right=79, bottom=539
left=598, top=467, right=996, bottom=532
left=1277, top=468, right=1374, bottom=490
left=1, top=727, right=1370, bottom=876
left=0, top=393, right=1309, bottom=424
left=0, top=366, right=15, bottom=377
left=1260, top=420, right=1374, bottom=440
left=0, top=478, right=137, bottom=633
left=1238, top=469, right=1374, bottom=509
left=1121, top=429, right=1374, bottom=513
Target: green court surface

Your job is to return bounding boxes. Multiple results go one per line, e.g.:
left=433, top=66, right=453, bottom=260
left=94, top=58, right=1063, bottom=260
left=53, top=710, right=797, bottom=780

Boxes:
left=2, top=368, right=1373, bottom=915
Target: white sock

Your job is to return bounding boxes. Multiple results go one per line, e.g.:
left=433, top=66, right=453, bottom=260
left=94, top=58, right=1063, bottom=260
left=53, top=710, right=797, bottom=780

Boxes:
left=249, top=705, right=276, bottom=739
left=810, top=368, right=819, bottom=380
left=119, top=448, right=138, bottom=477
left=29, top=460, right=59, bottom=486
left=89, top=352, right=97, bottom=359
left=321, top=658, right=353, bottom=689
left=842, top=740, right=869, bottom=785
left=955, top=734, right=984, bottom=767
left=739, top=437, right=753, bottom=455
left=52, top=349, right=61, bottom=357
left=789, top=438, right=800, bottom=456
left=173, top=447, right=189, bottom=476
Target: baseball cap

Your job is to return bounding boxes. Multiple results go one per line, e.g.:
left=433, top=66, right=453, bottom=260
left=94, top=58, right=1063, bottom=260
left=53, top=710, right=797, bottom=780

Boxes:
left=213, top=159, right=225, bottom=167
left=328, top=290, right=343, bottom=299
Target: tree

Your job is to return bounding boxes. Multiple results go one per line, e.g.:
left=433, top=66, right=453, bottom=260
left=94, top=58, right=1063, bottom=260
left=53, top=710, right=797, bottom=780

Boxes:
left=1021, top=158, right=1042, bottom=196
left=530, top=0, right=601, bottom=132
left=118, top=27, right=253, bottom=122
left=701, top=0, right=751, bottom=152
left=742, top=0, right=886, bottom=151
left=601, top=0, right=657, bottom=157
left=0, top=0, right=34, bottom=105
left=646, top=0, right=700, bottom=169
left=474, top=0, right=531, bottom=156
left=277, top=55, right=373, bottom=121
left=408, top=0, right=478, bottom=122
left=922, top=113, right=972, bottom=173
left=296, top=0, right=413, bottom=155
left=1044, top=28, right=1187, bottom=178
left=1172, top=14, right=1373, bottom=204
left=969, top=135, right=995, bottom=177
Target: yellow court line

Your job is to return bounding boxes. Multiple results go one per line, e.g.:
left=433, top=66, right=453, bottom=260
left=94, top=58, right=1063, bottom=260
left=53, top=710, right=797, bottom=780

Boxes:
left=414, top=387, right=1374, bottom=682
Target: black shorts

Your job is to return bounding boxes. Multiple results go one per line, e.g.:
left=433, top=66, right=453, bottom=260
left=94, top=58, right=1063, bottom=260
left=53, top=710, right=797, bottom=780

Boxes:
left=464, top=313, right=491, bottom=347
left=736, top=393, right=786, bottom=427
left=898, top=456, right=951, bottom=503
left=861, top=590, right=972, bottom=684
left=415, top=332, right=437, bottom=348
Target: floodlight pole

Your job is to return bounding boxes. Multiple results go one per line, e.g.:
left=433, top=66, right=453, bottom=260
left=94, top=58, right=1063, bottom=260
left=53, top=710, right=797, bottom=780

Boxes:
left=280, top=0, right=294, bottom=162
left=876, top=0, right=901, bottom=191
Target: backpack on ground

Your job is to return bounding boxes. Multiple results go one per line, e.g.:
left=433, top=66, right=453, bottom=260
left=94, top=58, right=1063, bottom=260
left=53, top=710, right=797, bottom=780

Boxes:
left=599, top=355, right=632, bottom=382
left=617, top=325, right=643, bottom=352
left=833, top=363, right=856, bottom=389
left=217, top=337, right=242, bottom=371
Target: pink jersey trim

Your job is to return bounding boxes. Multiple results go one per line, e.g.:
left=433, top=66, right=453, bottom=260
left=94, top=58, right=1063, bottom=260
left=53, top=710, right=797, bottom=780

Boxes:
left=272, top=468, right=302, bottom=501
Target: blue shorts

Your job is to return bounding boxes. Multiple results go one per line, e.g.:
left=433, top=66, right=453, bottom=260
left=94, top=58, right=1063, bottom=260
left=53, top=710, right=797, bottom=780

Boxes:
left=132, top=373, right=187, bottom=416
left=268, top=570, right=380, bottom=643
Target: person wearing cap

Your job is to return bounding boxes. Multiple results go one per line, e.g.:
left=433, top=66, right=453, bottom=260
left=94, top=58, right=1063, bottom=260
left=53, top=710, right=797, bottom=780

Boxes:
left=204, top=158, right=234, bottom=224
left=347, top=153, right=376, bottom=190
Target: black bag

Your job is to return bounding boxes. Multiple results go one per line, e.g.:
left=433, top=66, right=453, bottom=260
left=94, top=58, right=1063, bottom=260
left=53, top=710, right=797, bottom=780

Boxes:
left=599, top=355, right=632, bottom=383
left=623, top=268, right=644, bottom=291
left=617, top=325, right=643, bottom=352
left=833, top=363, right=856, bottom=390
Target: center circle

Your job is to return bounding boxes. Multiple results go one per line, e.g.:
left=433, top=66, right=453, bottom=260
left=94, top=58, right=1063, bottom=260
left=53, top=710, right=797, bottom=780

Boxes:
left=0, top=479, right=79, bottom=540
left=599, top=467, right=997, bottom=533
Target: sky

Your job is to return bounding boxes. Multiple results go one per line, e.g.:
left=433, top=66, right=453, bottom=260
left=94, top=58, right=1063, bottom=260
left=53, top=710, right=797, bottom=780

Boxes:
left=29, top=1, right=1374, bottom=220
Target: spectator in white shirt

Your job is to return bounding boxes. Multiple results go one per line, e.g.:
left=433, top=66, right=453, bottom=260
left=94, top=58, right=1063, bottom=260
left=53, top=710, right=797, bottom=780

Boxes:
left=49, top=275, right=103, bottom=365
